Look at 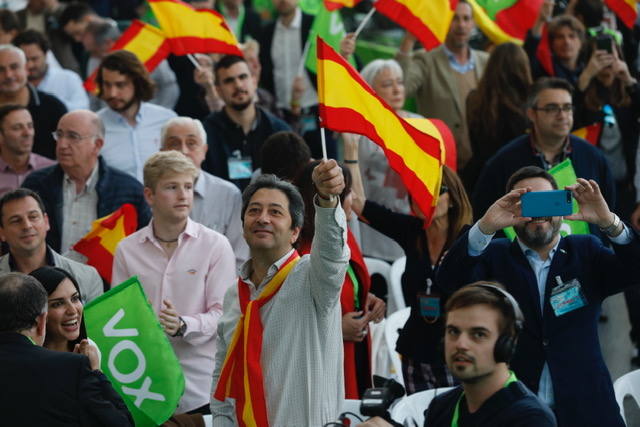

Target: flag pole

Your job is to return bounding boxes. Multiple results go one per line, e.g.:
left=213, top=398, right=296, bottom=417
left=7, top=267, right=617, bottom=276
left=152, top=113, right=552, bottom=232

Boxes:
left=298, top=39, right=312, bottom=77
left=354, top=7, right=376, bottom=38
left=187, top=53, right=201, bottom=69
left=320, top=127, right=328, bottom=161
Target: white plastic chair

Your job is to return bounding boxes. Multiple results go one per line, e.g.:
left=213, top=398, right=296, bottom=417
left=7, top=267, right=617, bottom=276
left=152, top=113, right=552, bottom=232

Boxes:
left=364, top=256, right=392, bottom=299
left=388, top=256, right=407, bottom=314
left=384, top=307, right=410, bottom=387
left=613, top=369, right=640, bottom=425
left=390, top=387, right=455, bottom=426
left=339, top=399, right=366, bottom=424
left=202, top=414, right=213, bottom=427
left=369, top=318, right=389, bottom=378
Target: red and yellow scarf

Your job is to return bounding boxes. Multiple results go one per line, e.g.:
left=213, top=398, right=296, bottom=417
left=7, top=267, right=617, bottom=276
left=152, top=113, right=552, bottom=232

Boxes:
left=213, top=251, right=300, bottom=427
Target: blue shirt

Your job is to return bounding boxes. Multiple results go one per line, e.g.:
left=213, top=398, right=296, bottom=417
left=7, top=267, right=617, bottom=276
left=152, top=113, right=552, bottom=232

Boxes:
left=442, top=45, right=477, bottom=74
left=97, top=102, right=176, bottom=181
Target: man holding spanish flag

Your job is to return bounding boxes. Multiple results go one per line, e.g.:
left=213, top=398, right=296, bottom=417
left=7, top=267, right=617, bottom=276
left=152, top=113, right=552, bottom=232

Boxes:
left=211, top=161, right=349, bottom=426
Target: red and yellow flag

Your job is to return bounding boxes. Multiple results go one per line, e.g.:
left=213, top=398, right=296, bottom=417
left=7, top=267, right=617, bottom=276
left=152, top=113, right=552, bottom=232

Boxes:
left=214, top=253, right=300, bottom=427
left=73, top=204, right=138, bottom=283
left=605, top=0, right=638, bottom=29
left=83, top=20, right=170, bottom=93
left=324, top=0, right=361, bottom=11
left=572, top=122, right=603, bottom=146
left=374, top=0, right=458, bottom=50
left=536, top=23, right=554, bottom=76
left=468, top=0, right=544, bottom=44
left=148, top=0, right=242, bottom=56
left=317, top=37, right=445, bottom=222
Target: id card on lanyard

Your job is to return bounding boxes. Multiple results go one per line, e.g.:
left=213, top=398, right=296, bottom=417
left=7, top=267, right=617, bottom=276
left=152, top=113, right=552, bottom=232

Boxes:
left=418, top=278, right=440, bottom=323
left=550, top=275, right=587, bottom=316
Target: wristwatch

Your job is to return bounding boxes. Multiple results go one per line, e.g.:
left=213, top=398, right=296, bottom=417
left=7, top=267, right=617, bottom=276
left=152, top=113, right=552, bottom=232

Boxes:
left=173, top=317, right=186, bottom=337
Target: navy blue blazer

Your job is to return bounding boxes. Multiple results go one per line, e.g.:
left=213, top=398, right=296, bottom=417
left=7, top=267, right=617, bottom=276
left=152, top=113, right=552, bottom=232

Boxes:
left=22, top=156, right=151, bottom=252
left=437, top=228, right=640, bottom=426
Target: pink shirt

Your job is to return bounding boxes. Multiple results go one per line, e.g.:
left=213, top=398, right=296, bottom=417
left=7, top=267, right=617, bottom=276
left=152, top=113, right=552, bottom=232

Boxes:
left=112, top=218, right=236, bottom=413
left=0, top=154, right=55, bottom=196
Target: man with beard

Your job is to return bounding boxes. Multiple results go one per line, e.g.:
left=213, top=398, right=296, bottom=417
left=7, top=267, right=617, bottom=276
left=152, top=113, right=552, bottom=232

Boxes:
left=96, top=50, right=176, bottom=182
left=201, top=55, right=289, bottom=190
left=437, top=165, right=640, bottom=427
left=13, top=30, right=89, bottom=111
left=357, top=283, right=556, bottom=427
left=472, top=77, right=615, bottom=226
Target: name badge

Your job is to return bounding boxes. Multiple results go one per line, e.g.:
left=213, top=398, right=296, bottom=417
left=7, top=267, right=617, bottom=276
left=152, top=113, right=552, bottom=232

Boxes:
left=418, top=294, right=441, bottom=318
left=550, top=277, right=587, bottom=317
left=228, top=157, right=253, bottom=180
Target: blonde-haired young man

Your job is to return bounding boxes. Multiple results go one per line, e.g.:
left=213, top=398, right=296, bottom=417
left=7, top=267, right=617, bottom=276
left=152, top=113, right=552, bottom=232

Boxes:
left=112, top=150, right=236, bottom=414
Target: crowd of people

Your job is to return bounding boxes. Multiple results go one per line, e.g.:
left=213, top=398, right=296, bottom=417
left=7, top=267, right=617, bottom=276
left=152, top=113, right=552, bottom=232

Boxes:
left=0, top=0, right=639, bottom=426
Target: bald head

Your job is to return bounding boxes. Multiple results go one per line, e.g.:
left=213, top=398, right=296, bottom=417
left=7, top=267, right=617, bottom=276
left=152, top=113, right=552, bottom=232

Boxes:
left=55, top=110, right=104, bottom=175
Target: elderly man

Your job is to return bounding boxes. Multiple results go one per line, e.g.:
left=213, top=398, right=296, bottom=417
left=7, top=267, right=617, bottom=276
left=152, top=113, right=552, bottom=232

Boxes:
left=22, top=109, right=150, bottom=255
left=161, top=116, right=248, bottom=269
left=0, top=44, right=66, bottom=159
left=0, top=105, right=54, bottom=195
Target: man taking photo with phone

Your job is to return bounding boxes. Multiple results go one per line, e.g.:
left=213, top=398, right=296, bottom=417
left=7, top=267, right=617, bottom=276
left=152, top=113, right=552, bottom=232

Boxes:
left=437, top=165, right=640, bottom=427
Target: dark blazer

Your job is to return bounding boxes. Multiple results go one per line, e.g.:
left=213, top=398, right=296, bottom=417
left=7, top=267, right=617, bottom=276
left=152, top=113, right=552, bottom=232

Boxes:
left=22, top=156, right=151, bottom=252
left=471, top=134, right=616, bottom=229
left=424, top=381, right=556, bottom=427
left=258, top=10, right=315, bottom=98
left=437, top=228, right=640, bottom=426
left=0, top=333, right=132, bottom=426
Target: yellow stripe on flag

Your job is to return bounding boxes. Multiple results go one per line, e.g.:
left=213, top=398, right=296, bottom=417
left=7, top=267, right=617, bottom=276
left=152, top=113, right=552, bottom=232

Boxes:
left=319, top=58, right=441, bottom=196
left=120, top=23, right=168, bottom=64
left=150, top=1, right=238, bottom=45
left=395, top=0, right=454, bottom=43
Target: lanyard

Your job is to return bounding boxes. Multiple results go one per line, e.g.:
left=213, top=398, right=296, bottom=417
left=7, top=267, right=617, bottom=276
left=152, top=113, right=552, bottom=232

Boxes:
left=450, top=371, right=517, bottom=427
left=346, top=264, right=360, bottom=310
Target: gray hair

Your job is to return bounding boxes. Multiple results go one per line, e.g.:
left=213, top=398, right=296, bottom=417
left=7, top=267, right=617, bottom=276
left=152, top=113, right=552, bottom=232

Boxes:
left=360, top=59, right=403, bottom=87
left=160, top=116, right=207, bottom=149
left=0, top=44, right=26, bottom=65
left=86, top=18, right=120, bottom=47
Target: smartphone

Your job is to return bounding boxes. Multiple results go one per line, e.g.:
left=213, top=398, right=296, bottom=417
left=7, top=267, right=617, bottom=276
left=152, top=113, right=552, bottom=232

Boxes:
left=521, top=190, right=573, bottom=218
left=596, top=35, right=613, bottom=53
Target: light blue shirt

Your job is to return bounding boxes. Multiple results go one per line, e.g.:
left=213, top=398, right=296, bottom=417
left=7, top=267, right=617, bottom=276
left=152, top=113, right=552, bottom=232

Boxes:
left=442, top=44, right=477, bottom=74
left=468, top=221, right=632, bottom=408
left=38, top=65, right=89, bottom=111
left=97, top=102, right=176, bottom=181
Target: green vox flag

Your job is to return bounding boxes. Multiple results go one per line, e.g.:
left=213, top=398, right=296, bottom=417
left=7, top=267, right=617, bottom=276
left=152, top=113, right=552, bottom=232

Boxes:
left=304, top=4, right=355, bottom=73
left=84, top=277, right=185, bottom=426
left=504, top=159, right=590, bottom=240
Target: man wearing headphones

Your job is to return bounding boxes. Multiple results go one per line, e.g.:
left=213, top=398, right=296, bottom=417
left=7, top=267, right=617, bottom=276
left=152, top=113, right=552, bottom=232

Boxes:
left=438, top=166, right=640, bottom=427
left=357, top=283, right=555, bottom=427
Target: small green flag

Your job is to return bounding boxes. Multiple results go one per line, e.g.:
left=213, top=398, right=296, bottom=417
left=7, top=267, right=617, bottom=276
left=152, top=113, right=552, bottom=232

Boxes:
left=504, top=159, right=590, bottom=240
left=84, top=277, right=185, bottom=427
left=304, top=5, right=355, bottom=73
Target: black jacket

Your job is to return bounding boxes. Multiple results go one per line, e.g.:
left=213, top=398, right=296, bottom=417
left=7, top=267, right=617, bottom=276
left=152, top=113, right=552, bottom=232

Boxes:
left=0, top=333, right=133, bottom=426
left=424, top=381, right=556, bottom=427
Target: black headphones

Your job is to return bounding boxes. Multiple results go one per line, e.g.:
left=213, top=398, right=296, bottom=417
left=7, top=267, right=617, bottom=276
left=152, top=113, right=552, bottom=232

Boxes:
left=472, top=283, right=525, bottom=364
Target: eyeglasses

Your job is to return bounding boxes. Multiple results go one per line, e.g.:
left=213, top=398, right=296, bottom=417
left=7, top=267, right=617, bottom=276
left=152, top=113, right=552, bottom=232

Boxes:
left=532, top=104, right=575, bottom=115
left=52, top=130, right=96, bottom=144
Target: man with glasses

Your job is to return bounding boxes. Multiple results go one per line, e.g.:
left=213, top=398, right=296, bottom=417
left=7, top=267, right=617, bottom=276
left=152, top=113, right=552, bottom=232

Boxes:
left=471, top=77, right=615, bottom=232
left=22, top=109, right=150, bottom=256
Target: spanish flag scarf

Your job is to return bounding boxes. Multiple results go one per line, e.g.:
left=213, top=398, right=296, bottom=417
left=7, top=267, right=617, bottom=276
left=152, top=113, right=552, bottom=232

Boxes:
left=213, top=251, right=300, bottom=427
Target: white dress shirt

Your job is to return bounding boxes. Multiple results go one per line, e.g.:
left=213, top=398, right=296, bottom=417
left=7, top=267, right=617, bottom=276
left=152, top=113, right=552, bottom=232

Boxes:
left=39, top=65, right=90, bottom=111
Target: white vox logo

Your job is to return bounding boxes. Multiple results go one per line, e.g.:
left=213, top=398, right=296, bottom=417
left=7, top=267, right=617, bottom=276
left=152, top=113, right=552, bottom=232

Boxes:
left=103, top=308, right=166, bottom=407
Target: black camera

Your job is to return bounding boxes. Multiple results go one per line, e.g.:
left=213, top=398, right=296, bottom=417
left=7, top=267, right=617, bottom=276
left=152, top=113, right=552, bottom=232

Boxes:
left=360, top=375, right=406, bottom=418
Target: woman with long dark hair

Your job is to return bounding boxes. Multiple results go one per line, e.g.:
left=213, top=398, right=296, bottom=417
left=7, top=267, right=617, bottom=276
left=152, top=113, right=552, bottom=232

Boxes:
left=343, top=134, right=473, bottom=394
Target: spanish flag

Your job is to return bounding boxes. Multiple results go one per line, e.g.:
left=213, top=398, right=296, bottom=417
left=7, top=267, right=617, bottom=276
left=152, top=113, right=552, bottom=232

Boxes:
left=73, top=204, right=138, bottom=283
left=374, top=0, right=457, bottom=50
left=83, top=20, right=170, bottom=93
left=317, top=37, right=445, bottom=221
left=148, top=0, right=242, bottom=56
left=572, top=122, right=603, bottom=146
left=324, top=0, right=361, bottom=11
left=468, top=0, right=544, bottom=44
left=605, top=0, right=638, bottom=29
